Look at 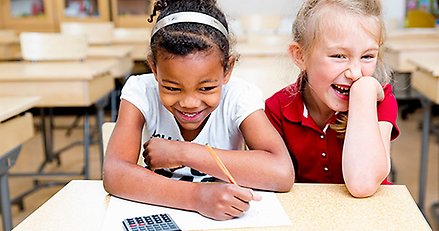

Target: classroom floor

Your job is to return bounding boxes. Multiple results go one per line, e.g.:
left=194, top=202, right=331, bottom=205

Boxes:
left=2, top=108, right=439, bottom=231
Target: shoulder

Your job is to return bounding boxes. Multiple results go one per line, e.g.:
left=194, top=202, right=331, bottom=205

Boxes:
left=266, top=83, right=299, bottom=108
left=124, top=73, right=157, bottom=89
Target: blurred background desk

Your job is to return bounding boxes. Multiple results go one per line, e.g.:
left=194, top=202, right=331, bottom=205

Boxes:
left=383, top=29, right=439, bottom=119
left=0, top=60, right=115, bottom=210
left=409, top=54, right=439, bottom=224
left=12, top=180, right=431, bottom=231
left=0, top=96, right=39, bottom=231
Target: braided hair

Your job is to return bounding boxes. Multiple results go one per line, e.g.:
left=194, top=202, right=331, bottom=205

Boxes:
left=148, top=0, right=232, bottom=72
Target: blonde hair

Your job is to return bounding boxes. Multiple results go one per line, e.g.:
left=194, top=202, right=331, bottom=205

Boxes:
left=292, top=0, right=390, bottom=137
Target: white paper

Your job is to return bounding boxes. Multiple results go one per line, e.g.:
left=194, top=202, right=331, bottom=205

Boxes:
left=101, top=191, right=291, bottom=230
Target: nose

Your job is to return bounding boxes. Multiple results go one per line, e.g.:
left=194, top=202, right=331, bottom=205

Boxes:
left=344, top=61, right=362, bottom=81
left=179, top=94, right=201, bottom=108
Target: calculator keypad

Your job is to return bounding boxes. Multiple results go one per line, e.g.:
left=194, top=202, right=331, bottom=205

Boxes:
left=122, top=213, right=181, bottom=231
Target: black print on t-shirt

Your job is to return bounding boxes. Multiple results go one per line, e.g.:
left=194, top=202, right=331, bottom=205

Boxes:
left=151, top=130, right=179, bottom=141
left=149, top=130, right=216, bottom=182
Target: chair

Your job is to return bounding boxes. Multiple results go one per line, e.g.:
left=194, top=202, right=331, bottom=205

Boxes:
left=20, top=32, right=87, bottom=61
left=406, top=10, right=436, bottom=28
left=101, top=122, right=145, bottom=166
left=60, top=22, right=115, bottom=45
left=102, top=122, right=115, bottom=154
left=61, top=23, right=133, bottom=121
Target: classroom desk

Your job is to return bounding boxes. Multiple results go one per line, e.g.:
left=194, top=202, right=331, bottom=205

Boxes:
left=0, top=96, right=39, bottom=231
left=383, top=38, right=439, bottom=73
left=409, top=54, right=439, bottom=223
left=0, top=60, right=115, bottom=205
left=87, top=45, right=135, bottom=120
left=12, top=180, right=431, bottom=231
left=87, top=45, right=134, bottom=79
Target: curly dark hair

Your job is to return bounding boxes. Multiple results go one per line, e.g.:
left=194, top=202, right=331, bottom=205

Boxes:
left=147, top=0, right=232, bottom=72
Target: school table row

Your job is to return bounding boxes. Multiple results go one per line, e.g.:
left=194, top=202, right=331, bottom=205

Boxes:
left=408, top=54, right=439, bottom=223
left=0, top=96, right=40, bottom=231
left=11, top=180, right=431, bottom=231
left=0, top=60, right=115, bottom=194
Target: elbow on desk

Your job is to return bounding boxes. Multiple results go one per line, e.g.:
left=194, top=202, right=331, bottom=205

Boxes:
left=269, top=164, right=295, bottom=192
left=345, top=181, right=378, bottom=198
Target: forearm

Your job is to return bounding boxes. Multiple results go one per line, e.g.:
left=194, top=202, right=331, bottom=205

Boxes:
left=180, top=142, right=294, bottom=192
left=343, top=91, right=390, bottom=197
left=103, top=157, right=198, bottom=211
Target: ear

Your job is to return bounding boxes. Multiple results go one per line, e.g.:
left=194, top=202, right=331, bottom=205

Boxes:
left=146, top=57, right=158, bottom=81
left=223, top=55, right=236, bottom=84
left=289, top=42, right=306, bottom=71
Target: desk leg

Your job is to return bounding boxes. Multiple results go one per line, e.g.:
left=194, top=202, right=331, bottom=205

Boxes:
left=95, top=96, right=109, bottom=178
left=419, top=97, right=432, bottom=212
left=0, top=146, right=21, bottom=231
left=39, top=108, right=55, bottom=166
left=83, top=110, right=90, bottom=180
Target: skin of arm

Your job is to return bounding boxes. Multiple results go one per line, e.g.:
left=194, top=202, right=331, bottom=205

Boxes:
left=103, top=100, right=259, bottom=220
left=143, top=109, right=295, bottom=192
left=342, top=76, right=393, bottom=198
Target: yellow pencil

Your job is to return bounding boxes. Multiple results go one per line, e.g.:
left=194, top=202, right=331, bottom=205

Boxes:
left=206, top=145, right=238, bottom=185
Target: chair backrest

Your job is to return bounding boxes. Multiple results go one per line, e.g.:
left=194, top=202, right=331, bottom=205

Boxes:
left=406, top=10, right=436, bottom=28
left=101, top=121, right=146, bottom=166
left=20, top=32, right=87, bottom=61
left=60, top=22, right=115, bottom=45
left=102, top=122, right=116, bottom=154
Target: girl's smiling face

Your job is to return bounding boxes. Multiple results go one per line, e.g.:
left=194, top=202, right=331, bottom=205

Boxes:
left=299, top=10, right=380, bottom=116
left=149, top=48, right=232, bottom=141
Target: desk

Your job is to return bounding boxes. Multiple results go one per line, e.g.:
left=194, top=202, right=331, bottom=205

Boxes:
left=87, top=45, right=135, bottom=120
left=409, top=55, right=439, bottom=223
left=383, top=38, right=439, bottom=73
left=0, top=61, right=115, bottom=206
left=12, top=180, right=431, bottom=231
left=87, top=45, right=134, bottom=78
left=382, top=36, right=439, bottom=118
left=0, top=96, right=39, bottom=231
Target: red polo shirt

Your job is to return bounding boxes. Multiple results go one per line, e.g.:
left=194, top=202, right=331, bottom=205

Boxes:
left=265, top=83, right=400, bottom=184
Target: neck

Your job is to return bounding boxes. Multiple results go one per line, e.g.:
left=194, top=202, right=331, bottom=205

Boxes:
left=303, top=86, right=335, bottom=129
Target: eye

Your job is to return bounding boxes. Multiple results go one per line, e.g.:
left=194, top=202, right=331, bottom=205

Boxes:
left=199, top=86, right=217, bottom=92
left=163, top=86, right=181, bottom=92
left=330, top=54, right=346, bottom=59
left=361, top=54, right=376, bottom=60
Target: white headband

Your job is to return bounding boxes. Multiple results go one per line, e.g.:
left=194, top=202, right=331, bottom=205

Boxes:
left=151, top=12, right=228, bottom=38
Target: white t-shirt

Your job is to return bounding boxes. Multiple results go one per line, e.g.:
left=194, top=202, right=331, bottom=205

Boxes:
left=121, top=73, right=264, bottom=182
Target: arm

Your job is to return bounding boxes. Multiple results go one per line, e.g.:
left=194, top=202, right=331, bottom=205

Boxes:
left=145, top=109, right=295, bottom=192
left=342, top=77, right=392, bottom=197
left=103, top=100, right=256, bottom=220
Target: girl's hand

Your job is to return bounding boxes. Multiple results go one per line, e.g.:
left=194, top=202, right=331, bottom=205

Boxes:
left=143, top=138, right=184, bottom=170
left=350, top=76, right=384, bottom=102
left=193, top=183, right=262, bottom=220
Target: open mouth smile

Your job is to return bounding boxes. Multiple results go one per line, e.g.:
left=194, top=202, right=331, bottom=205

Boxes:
left=331, top=84, right=350, bottom=96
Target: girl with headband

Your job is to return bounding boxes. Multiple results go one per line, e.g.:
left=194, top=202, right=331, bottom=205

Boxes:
left=103, top=0, right=294, bottom=220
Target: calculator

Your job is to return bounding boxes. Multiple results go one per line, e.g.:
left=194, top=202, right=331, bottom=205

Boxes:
left=122, top=213, right=181, bottom=231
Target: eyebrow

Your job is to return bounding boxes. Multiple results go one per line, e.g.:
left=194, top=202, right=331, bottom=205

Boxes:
left=161, top=79, right=219, bottom=85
